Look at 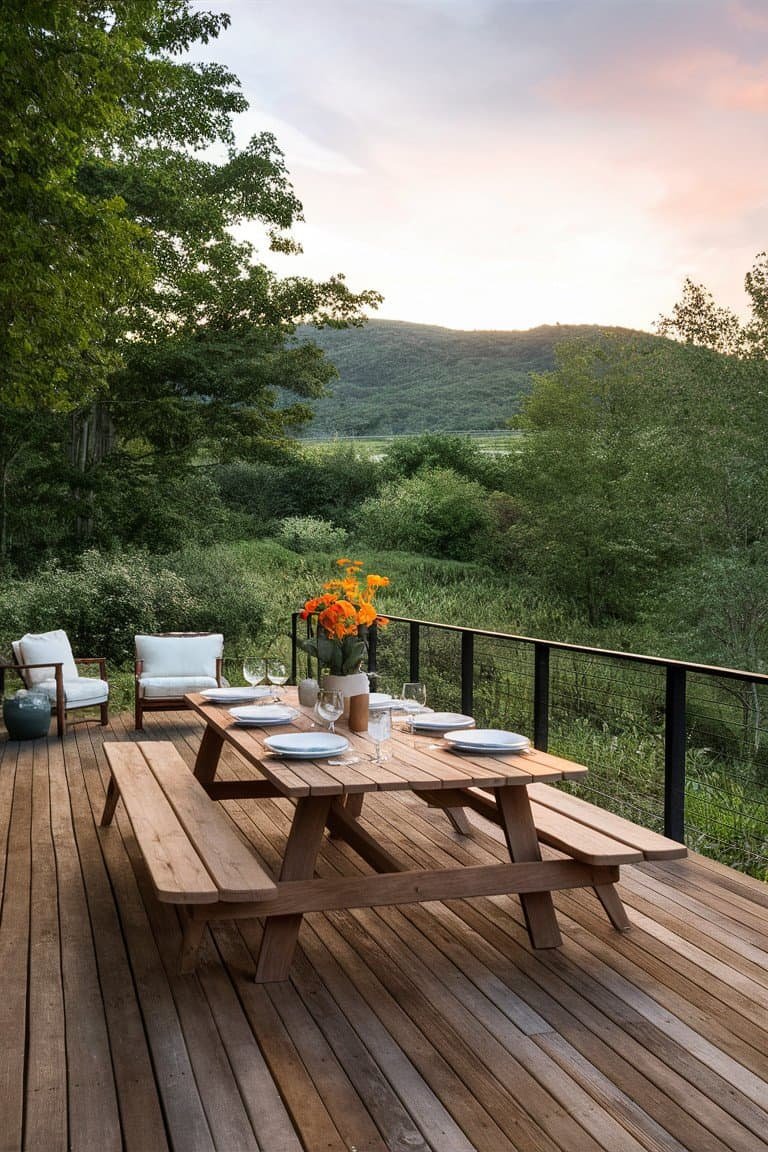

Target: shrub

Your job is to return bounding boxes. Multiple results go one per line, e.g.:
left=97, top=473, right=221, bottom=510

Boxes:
left=162, top=543, right=268, bottom=649
left=0, top=549, right=194, bottom=665
left=358, top=468, right=494, bottom=561
left=275, top=516, right=348, bottom=554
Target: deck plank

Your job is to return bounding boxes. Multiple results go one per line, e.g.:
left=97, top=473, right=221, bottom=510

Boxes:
left=0, top=712, right=766, bottom=1152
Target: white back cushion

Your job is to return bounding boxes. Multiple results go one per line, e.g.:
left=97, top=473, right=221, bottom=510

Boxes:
left=18, top=629, right=78, bottom=686
left=135, top=634, right=223, bottom=678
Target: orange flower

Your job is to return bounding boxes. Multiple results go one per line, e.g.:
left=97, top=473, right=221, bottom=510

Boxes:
left=366, top=574, right=389, bottom=588
left=357, top=602, right=377, bottom=626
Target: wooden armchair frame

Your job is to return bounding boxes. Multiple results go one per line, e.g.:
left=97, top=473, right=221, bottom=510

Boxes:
left=134, top=632, right=223, bottom=731
left=1, top=657, right=108, bottom=738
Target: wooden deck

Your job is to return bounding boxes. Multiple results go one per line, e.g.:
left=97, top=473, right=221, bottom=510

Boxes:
left=1, top=712, right=767, bottom=1152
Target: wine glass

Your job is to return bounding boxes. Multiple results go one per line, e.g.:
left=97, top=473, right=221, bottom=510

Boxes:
left=400, top=681, right=427, bottom=730
left=368, top=706, right=392, bottom=764
left=314, top=688, right=344, bottom=734
left=267, top=660, right=288, bottom=698
left=243, top=657, right=266, bottom=688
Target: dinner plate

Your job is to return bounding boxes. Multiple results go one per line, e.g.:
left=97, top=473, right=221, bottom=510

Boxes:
left=410, top=712, right=475, bottom=732
left=369, top=692, right=393, bottom=706
left=201, top=686, right=273, bottom=703
left=368, top=693, right=401, bottom=710
left=443, top=729, right=530, bottom=752
left=264, top=732, right=350, bottom=758
left=228, top=704, right=299, bottom=725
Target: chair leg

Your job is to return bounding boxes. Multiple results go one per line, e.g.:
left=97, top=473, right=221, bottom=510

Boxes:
left=100, top=701, right=109, bottom=726
left=135, top=692, right=143, bottom=731
left=56, top=696, right=66, bottom=738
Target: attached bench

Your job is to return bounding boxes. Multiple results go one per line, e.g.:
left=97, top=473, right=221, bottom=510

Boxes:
left=101, top=741, right=277, bottom=972
left=425, top=782, right=687, bottom=932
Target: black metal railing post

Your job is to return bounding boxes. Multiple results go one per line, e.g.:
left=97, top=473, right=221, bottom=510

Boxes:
left=409, top=621, right=420, bottom=683
left=368, top=623, right=378, bottom=677
left=664, top=665, right=687, bottom=842
left=290, top=613, right=298, bottom=684
left=461, top=631, right=474, bottom=716
left=533, top=643, right=550, bottom=751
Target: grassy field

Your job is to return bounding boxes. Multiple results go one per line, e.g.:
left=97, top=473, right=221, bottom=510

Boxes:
left=298, top=430, right=524, bottom=458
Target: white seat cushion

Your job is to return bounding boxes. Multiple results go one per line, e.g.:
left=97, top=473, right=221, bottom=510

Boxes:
left=36, top=677, right=109, bottom=707
left=139, top=675, right=218, bottom=699
left=16, top=630, right=78, bottom=686
left=135, top=634, right=223, bottom=678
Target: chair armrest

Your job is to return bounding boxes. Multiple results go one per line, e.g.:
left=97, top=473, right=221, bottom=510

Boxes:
left=1, top=661, right=65, bottom=672
left=0, top=661, right=64, bottom=697
left=75, top=657, right=108, bottom=680
left=135, top=659, right=144, bottom=679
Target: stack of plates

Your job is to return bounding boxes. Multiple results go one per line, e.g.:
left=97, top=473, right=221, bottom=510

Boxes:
left=368, top=692, right=400, bottom=710
left=228, top=704, right=299, bottom=726
left=264, top=732, right=350, bottom=759
left=410, top=712, right=475, bottom=732
left=443, top=729, right=530, bottom=754
left=201, top=686, right=272, bottom=703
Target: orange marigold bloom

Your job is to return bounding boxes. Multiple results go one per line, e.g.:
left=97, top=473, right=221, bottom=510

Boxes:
left=357, top=602, right=377, bottom=626
left=336, top=557, right=352, bottom=567
left=366, top=574, right=389, bottom=588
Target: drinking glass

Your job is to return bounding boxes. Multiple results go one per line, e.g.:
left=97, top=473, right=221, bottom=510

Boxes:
left=314, top=688, right=344, bottom=734
left=400, top=681, right=427, bottom=730
left=368, top=706, right=392, bottom=764
left=267, top=660, right=288, bottom=697
left=242, top=657, right=266, bottom=687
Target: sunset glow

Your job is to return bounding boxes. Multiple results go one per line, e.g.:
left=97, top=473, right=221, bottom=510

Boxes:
left=193, top=0, right=768, bottom=331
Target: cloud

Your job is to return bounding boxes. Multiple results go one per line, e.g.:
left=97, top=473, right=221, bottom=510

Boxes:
left=188, top=0, right=768, bottom=328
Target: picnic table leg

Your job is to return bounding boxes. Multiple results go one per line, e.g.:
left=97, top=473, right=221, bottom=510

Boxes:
left=193, top=725, right=225, bottom=785
left=593, top=881, right=631, bottom=931
left=255, top=796, right=332, bottom=982
left=100, top=776, right=120, bottom=826
left=494, top=786, right=562, bottom=949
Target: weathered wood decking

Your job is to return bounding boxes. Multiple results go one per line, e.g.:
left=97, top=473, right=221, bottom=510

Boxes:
left=1, top=711, right=767, bottom=1152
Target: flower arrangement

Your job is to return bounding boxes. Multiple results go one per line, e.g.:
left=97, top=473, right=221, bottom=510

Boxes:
left=298, top=558, right=389, bottom=676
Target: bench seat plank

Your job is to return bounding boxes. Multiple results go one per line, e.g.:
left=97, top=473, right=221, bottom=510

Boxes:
left=141, top=743, right=277, bottom=902
left=529, top=801, right=644, bottom=866
left=104, top=744, right=219, bottom=904
left=527, top=782, right=687, bottom=860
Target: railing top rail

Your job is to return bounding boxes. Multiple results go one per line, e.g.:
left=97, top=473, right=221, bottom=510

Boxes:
left=371, top=614, right=768, bottom=686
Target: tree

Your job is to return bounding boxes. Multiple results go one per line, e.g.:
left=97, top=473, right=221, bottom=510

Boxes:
left=0, top=2, right=381, bottom=565
left=510, top=335, right=693, bottom=622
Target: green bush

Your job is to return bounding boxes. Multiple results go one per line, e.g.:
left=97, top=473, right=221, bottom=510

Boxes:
left=275, top=516, right=348, bottom=554
left=0, top=549, right=194, bottom=665
left=358, top=468, right=495, bottom=561
left=161, top=544, right=267, bottom=648
left=216, top=443, right=383, bottom=529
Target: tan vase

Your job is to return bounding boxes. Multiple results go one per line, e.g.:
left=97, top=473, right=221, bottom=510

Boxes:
left=322, top=671, right=369, bottom=732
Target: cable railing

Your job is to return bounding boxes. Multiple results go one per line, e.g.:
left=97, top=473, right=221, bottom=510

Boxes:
left=291, top=612, right=768, bottom=877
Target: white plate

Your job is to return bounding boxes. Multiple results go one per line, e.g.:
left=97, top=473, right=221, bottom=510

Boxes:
left=410, top=712, right=475, bottom=732
left=264, top=732, right=350, bottom=759
left=444, top=729, right=530, bottom=752
left=369, top=692, right=393, bottom=706
left=201, top=686, right=273, bottom=703
left=229, top=704, right=299, bottom=725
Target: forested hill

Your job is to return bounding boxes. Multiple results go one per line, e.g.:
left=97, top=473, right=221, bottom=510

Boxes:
left=295, top=319, right=647, bottom=436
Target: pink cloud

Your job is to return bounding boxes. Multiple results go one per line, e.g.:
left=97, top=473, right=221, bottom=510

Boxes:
left=547, top=47, right=768, bottom=115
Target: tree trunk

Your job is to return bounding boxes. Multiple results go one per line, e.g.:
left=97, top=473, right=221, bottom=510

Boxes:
left=70, top=400, right=115, bottom=541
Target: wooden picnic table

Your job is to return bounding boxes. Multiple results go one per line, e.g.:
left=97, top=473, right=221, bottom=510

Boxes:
left=183, top=689, right=624, bottom=982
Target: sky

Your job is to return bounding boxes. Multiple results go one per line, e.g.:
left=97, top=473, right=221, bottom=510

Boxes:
left=190, top=0, right=768, bottom=332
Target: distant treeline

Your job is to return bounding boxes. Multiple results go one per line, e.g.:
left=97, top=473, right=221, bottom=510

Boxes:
left=293, top=319, right=653, bottom=435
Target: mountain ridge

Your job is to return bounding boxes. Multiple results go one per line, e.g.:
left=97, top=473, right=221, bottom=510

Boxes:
left=295, top=318, right=652, bottom=436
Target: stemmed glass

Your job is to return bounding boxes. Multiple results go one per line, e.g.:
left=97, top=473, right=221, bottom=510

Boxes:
left=313, top=688, right=344, bottom=734
left=400, top=681, right=427, bottom=731
left=367, top=706, right=392, bottom=764
left=267, top=660, right=288, bottom=699
left=243, top=657, right=266, bottom=688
